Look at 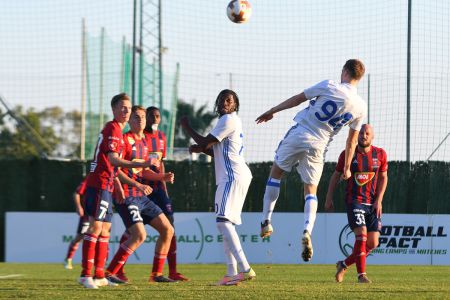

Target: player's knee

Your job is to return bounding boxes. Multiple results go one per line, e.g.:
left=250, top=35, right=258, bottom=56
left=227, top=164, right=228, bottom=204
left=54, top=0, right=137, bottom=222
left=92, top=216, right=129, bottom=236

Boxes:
left=367, top=239, right=379, bottom=249
left=135, top=231, right=147, bottom=245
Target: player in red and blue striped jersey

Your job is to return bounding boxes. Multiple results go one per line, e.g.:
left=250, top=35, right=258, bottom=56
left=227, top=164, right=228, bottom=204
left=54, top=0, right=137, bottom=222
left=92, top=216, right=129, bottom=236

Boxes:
left=141, top=106, right=189, bottom=281
left=79, top=93, right=155, bottom=289
left=325, top=124, right=388, bottom=283
left=64, top=175, right=90, bottom=270
left=106, top=105, right=177, bottom=283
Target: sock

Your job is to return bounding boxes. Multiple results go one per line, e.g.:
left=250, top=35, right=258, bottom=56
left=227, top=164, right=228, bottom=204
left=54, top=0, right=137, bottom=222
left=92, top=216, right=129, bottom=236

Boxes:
left=94, top=235, right=109, bottom=278
left=353, top=234, right=367, bottom=275
left=106, top=243, right=134, bottom=275
left=304, top=194, right=318, bottom=234
left=117, top=232, right=130, bottom=275
left=344, top=241, right=374, bottom=267
left=152, top=252, right=167, bottom=276
left=216, top=221, right=250, bottom=273
left=168, top=235, right=177, bottom=275
left=262, top=178, right=281, bottom=222
left=66, top=240, right=80, bottom=260
left=223, top=238, right=238, bottom=276
left=81, top=233, right=97, bottom=277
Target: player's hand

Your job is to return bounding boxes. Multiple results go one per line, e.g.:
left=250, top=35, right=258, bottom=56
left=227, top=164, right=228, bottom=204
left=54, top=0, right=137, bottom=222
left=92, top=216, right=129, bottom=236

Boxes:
left=163, top=172, right=174, bottom=184
left=324, top=197, right=334, bottom=212
left=373, top=201, right=382, bottom=218
left=136, top=183, right=153, bottom=196
left=255, top=109, right=274, bottom=124
left=76, top=205, right=84, bottom=217
left=114, top=187, right=126, bottom=204
left=341, top=168, right=351, bottom=180
left=189, top=144, right=203, bottom=154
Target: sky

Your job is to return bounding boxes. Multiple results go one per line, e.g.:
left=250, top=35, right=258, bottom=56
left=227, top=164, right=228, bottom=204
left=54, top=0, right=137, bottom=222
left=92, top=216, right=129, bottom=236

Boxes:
left=0, top=0, right=449, bottom=162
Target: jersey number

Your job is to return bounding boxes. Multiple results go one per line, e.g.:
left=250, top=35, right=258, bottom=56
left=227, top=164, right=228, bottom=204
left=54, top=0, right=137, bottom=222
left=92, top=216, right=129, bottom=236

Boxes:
left=98, top=200, right=109, bottom=219
left=128, top=205, right=143, bottom=222
left=355, top=213, right=366, bottom=226
left=314, top=100, right=353, bottom=131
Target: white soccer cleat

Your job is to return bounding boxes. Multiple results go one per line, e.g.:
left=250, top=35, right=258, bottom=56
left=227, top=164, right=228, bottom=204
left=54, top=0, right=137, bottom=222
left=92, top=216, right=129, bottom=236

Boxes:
left=78, top=276, right=98, bottom=289
left=94, top=277, right=118, bottom=287
left=260, top=220, right=273, bottom=238
left=64, top=258, right=73, bottom=270
left=301, top=230, right=313, bottom=262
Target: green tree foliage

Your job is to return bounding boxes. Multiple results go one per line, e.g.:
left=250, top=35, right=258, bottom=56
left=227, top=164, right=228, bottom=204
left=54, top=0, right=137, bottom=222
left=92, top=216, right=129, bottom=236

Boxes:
left=0, top=106, right=81, bottom=159
left=174, top=100, right=216, bottom=147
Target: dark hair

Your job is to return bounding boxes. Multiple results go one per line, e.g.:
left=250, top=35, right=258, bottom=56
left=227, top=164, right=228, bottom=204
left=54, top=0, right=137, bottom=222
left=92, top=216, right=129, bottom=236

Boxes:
left=343, top=59, right=365, bottom=81
left=146, top=106, right=159, bottom=114
left=132, top=105, right=146, bottom=114
left=111, top=93, right=130, bottom=108
left=214, top=89, right=239, bottom=115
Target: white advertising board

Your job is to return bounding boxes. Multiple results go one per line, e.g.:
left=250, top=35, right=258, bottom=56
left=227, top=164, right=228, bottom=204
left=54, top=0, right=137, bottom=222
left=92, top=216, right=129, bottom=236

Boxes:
left=5, top=212, right=449, bottom=265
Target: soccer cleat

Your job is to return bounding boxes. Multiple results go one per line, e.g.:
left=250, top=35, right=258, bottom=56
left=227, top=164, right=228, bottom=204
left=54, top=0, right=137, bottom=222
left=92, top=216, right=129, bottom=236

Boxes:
left=301, top=230, right=313, bottom=262
left=116, top=272, right=129, bottom=284
left=169, top=272, right=189, bottom=281
left=215, top=275, right=238, bottom=286
left=260, top=220, right=273, bottom=238
left=335, top=261, right=347, bottom=283
left=149, top=274, right=177, bottom=283
left=226, top=268, right=256, bottom=285
left=64, top=258, right=73, bottom=270
left=105, top=271, right=128, bottom=284
left=78, top=276, right=98, bottom=289
left=93, top=277, right=118, bottom=287
left=358, top=274, right=372, bottom=283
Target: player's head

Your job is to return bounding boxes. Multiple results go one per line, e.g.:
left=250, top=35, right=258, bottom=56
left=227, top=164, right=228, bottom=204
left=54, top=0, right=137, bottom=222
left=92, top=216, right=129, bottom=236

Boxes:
left=129, top=105, right=146, bottom=133
left=145, top=106, right=161, bottom=132
left=341, top=59, right=365, bottom=83
left=358, top=124, right=374, bottom=148
left=111, top=93, right=132, bottom=124
left=214, top=89, right=239, bottom=116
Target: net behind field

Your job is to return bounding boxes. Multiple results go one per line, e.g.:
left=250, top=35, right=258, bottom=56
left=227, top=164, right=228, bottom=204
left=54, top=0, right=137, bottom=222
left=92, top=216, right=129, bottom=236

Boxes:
left=0, top=0, right=449, bottom=161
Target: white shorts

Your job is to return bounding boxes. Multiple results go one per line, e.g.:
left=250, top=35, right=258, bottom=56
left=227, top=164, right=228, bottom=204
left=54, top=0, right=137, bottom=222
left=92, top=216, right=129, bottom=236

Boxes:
left=215, top=178, right=251, bottom=225
left=274, top=124, right=325, bottom=186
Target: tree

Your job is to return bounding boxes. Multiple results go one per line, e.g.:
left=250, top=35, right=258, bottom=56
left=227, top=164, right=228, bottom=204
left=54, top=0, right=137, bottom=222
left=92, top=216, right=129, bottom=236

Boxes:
left=174, top=100, right=216, bottom=147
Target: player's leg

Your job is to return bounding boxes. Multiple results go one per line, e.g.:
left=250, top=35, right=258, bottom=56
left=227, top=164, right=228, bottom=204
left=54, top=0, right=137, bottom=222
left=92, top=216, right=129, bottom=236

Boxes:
left=146, top=203, right=175, bottom=283
left=216, top=179, right=255, bottom=285
left=115, top=230, right=130, bottom=281
left=215, top=237, right=239, bottom=286
left=297, top=148, right=323, bottom=262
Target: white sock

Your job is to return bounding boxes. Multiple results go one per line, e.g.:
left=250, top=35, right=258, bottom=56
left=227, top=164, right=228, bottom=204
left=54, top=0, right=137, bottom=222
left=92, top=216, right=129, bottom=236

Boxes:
left=262, top=177, right=281, bottom=222
left=216, top=221, right=251, bottom=273
left=223, top=238, right=237, bottom=276
left=304, top=194, right=318, bottom=234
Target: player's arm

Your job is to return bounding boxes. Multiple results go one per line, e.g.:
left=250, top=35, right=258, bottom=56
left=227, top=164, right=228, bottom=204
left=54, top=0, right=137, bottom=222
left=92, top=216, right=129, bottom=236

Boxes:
left=342, top=128, right=359, bottom=180
left=373, top=171, right=388, bottom=218
left=141, top=167, right=174, bottom=183
left=108, top=152, right=159, bottom=169
left=117, top=170, right=153, bottom=197
left=325, top=171, right=341, bottom=212
left=73, top=191, right=84, bottom=217
left=255, top=92, right=307, bottom=124
left=113, top=176, right=125, bottom=204
left=180, top=117, right=218, bottom=156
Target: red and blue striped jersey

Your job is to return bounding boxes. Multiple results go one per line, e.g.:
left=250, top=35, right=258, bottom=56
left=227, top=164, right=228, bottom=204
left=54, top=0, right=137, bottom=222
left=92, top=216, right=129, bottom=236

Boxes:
left=87, top=120, right=125, bottom=192
left=336, top=145, right=388, bottom=205
left=121, top=131, right=149, bottom=197
left=75, top=175, right=89, bottom=206
left=143, top=129, right=166, bottom=190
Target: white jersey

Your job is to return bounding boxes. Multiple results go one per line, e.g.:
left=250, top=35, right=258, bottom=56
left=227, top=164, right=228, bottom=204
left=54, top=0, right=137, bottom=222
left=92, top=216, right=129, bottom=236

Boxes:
left=210, top=112, right=252, bottom=185
left=294, top=80, right=367, bottom=148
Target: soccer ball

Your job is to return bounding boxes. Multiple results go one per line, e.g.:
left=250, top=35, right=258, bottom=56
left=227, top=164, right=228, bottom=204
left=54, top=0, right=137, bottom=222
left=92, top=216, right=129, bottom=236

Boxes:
left=227, top=0, right=252, bottom=24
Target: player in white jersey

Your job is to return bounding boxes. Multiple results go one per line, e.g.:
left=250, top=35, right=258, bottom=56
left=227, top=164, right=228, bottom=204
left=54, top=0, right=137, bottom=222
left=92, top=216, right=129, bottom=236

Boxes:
left=256, top=59, right=367, bottom=262
left=181, top=89, right=255, bottom=286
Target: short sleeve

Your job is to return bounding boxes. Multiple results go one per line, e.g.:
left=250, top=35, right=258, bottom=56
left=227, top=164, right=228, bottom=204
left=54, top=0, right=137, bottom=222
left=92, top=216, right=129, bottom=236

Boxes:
left=335, top=151, right=346, bottom=172
left=101, top=123, right=123, bottom=154
left=210, top=115, right=235, bottom=142
left=379, top=149, right=388, bottom=172
left=161, top=131, right=167, bottom=159
left=348, top=100, right=367, bottom=131
left=303, top=80, right=330, bottom=100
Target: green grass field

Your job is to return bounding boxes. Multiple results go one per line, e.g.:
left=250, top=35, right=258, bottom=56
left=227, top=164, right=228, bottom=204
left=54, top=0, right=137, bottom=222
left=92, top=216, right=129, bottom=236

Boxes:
left=0, top=263, right=449, bottom=299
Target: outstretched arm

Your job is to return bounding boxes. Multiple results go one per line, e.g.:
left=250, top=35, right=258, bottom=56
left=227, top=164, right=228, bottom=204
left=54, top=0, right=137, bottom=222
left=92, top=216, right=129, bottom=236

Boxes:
left=180, top=117, right=219, bottom=156
left=255, top=92, right=307, bottom=124
left=342, top=128, right=359, bottom=180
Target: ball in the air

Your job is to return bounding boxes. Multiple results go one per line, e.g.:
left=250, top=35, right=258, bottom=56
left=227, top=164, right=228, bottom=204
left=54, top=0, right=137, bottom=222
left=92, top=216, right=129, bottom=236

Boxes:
left=227, top=0, right=252, bottom=24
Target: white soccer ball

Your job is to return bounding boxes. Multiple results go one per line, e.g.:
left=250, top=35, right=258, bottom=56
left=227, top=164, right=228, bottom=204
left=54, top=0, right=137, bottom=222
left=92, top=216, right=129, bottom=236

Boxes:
left=227, top=0, right=252, bottom=24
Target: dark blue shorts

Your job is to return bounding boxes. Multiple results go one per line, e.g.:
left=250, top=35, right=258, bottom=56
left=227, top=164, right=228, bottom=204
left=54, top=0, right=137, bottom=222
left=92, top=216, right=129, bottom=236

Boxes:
left=148, top=188, right=173, bottom=216
left=84, top=187, right=113, bottom=223
left=117, top=195, right=163, bottom=228
left=76, top=215, right=90, bottom=234
left=346, top=203, right=382, bottom=232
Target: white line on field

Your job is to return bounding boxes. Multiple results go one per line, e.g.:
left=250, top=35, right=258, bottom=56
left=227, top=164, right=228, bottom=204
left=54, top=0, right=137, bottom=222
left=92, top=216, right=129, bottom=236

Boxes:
left=0, top=274, right=24, bottom=279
